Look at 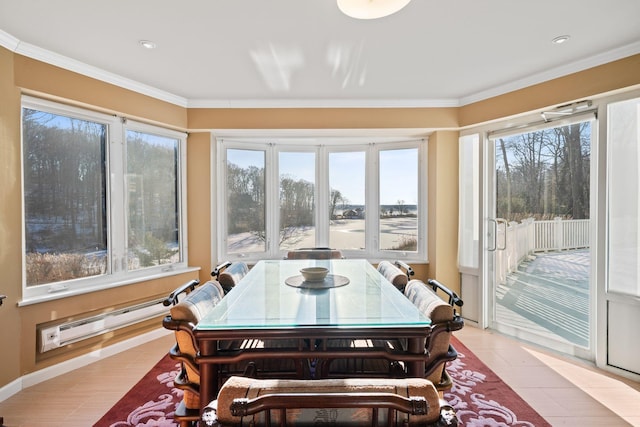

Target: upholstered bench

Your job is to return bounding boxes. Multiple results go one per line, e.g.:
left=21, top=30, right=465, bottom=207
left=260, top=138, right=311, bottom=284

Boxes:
left=201, top=376, right=458, bottom=427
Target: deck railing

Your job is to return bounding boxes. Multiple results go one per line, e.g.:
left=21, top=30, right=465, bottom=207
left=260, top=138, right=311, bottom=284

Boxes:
left=495, top=217, right=589, bottom=285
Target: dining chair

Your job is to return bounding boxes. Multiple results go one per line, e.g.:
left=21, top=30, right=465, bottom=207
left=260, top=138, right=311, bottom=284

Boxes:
left=212, top=260, right=249, bottom=294
left=403, top=278, right=464, bottom=391
left=320, top=275, right=463, bottom=392
left=201, top=376, right=458, bottom=427
left=162, top=279, right=226, bottom=426
left=285, top=247, right=344, bottom=259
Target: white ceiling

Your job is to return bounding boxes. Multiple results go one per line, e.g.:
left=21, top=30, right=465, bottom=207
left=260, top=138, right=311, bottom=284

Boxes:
left=1, top=0, right=639, bottom=108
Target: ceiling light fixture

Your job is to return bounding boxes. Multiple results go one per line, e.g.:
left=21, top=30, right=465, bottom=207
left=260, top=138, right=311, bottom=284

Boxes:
left=337, top=0, right=412, bottom=19
left=551, top=35, right=570, bottom=45
left=139, top=40, right=157, bottom=49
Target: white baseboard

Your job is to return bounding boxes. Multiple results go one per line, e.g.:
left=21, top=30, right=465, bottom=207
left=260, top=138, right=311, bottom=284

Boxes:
left=0, top=328, right=171, bottom=402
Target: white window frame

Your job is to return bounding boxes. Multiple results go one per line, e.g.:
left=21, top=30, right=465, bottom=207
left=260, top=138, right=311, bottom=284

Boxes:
left=20, top=96, right=191, bottom=304
left=215, top=135, right=427, bottom=264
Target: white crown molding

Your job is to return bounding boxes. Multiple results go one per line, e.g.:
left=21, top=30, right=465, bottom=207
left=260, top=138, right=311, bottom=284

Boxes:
left=187, top=97, right=461, bottom=109
left=460, top=40, right=640, bottom=106
left=0, top=29, right=19, bottom=51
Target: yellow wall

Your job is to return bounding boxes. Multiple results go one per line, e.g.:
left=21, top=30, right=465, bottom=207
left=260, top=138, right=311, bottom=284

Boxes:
left=1, top=45, right=640, bottom=391
left=427, top=131, right=459, bottom=288
left=188, top=106, right=458, bottom=130
left=0, top=45, right=22, bottom=387
left=187, top=131, right=215, bottom=284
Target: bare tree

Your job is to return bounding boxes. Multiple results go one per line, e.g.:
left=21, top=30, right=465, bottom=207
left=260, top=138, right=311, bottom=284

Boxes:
left=498, top=138, right=512, bottom=219
left=397, top=199, right=406, bottom=215
left=330, top=189, right=346, bottom=219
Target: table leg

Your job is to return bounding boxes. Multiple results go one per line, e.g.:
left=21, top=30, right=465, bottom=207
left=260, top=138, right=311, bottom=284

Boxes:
left=407, top=337, right=426, bottom=377
left=199, top=340, right=218, bottom=413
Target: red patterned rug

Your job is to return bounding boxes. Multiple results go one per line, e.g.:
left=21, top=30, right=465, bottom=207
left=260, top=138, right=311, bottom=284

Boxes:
left=94, top=336, right=551, bottom=426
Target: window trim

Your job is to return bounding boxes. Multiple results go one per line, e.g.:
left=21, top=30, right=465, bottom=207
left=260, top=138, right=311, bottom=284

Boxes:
left=20, top=96, right=190, bottom=304
left=215, top=135, right=428, bottom=264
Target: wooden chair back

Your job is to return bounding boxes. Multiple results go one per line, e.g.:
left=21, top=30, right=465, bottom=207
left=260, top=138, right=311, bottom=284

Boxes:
left=201, top=376, right=458, bottom=427
left=286, top=247, right=344, bottom=259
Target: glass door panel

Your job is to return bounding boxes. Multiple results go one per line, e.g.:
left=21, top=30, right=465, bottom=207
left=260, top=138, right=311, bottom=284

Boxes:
left=605, top=96, right=640, bottom=376
left=489, top=119, right=593, bottom=350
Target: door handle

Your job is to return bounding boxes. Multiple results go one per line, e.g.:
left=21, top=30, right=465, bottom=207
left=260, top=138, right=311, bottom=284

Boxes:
left=496, top=218, right=507, bottom=251
left=487, top=218, right=497, bottom=252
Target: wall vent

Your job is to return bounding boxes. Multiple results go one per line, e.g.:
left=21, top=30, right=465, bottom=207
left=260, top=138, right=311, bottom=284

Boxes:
left=38, top=298, right=168, bottom=353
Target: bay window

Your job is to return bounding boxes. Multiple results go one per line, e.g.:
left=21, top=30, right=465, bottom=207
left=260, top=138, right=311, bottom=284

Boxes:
left=218, top=137, right=426, bottom=262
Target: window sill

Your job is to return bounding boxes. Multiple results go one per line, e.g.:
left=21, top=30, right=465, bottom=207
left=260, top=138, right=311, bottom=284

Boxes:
left=18, top=266, right=201, bottom=307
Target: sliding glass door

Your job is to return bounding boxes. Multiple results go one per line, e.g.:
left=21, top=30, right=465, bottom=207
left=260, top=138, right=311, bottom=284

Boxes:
left=461, top=92, right=640, bottom=378
left=486, top=116, right=594, bottom=355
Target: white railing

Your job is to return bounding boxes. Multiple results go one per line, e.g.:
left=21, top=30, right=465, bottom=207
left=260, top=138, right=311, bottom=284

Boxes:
left=495, top=217, right=589, bottom=285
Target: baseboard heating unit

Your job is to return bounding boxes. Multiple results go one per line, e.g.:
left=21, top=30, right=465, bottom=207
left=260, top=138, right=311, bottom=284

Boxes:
left=38, top=298, right=168, bottom=352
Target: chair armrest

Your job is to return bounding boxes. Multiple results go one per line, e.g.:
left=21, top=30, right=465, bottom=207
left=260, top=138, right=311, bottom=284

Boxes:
left=427, top=279, right=463, bottom=308
left=162, top=279, right=200, bottom=306
left=212, top=261, right=232, bottom=278
left=394, top=260, right=415, bottom=279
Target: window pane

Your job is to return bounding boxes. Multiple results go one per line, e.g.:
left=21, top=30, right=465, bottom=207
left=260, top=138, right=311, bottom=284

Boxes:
left=226, top=149, right=266, bottom=254
left=126, top=130, right=180, bottom=270
left=23, top=108, right=108, bottom=286
left=379, top=148, right=418, bottom=251
left=330, top=151, right=365, bottom=250
left=279, top=151, right=315, bottom=250
left=608, top=96, right=640, bottom=297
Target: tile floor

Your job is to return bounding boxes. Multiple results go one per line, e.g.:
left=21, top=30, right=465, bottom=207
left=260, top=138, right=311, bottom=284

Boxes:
left=0, top=326, right=638, bottom=426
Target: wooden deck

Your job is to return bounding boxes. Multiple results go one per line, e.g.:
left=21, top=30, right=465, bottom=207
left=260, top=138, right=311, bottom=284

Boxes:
left=496, top=249, right=590, bottom=347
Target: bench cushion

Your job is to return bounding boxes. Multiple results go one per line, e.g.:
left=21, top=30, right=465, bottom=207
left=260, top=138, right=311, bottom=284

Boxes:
left=404, top=280, right=453, bottom=323
left=377, top=260, right=408, bottom=290
left=170, top=280, right=225, bottom=324
left=218, top=262, right=249, bottom=292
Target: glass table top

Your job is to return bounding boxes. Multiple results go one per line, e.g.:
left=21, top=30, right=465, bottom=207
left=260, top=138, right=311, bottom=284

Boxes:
left=196, top=259, right=431, bottom=330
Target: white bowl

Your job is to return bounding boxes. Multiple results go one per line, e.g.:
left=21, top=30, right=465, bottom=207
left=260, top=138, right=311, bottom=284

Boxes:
left=300, top=267, right=329, bottom=282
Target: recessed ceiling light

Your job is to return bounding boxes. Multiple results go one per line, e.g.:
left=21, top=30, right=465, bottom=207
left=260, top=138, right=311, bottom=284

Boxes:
left=552, top=35, right=570, bottom=45
left=139, top=40, right=157, bottom=49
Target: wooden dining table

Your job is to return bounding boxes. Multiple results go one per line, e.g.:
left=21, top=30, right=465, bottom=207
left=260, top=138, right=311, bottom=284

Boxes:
left=194, top=258, right=432, bottom=412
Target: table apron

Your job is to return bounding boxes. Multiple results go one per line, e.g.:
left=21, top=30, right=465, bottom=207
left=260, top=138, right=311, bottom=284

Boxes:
left=194, top=326, right=431, bottom=341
